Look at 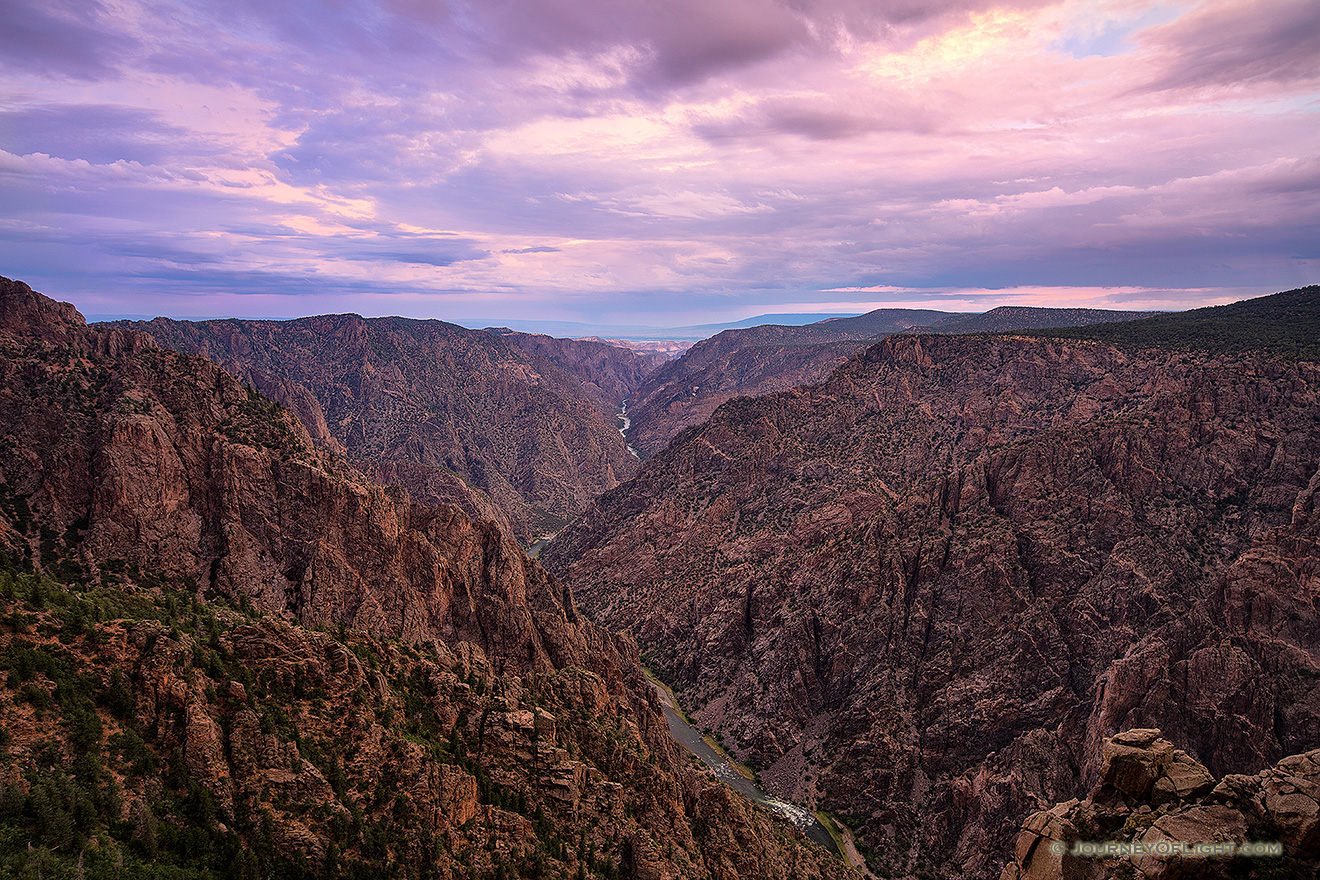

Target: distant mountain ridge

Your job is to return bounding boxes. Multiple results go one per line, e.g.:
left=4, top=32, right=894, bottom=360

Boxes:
left=911, top=304, right=1163, bottom=334
left=624, top=304, right=1157, bottom=457
left=1023, top=284, right=1320, bottom=359
left=570, top=336, right=692, bottom=360
left=453, top=312, right=862, bottom=341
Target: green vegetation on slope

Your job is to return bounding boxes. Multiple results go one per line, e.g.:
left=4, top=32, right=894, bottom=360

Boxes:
left=0, top=554, right=655, bottom=880
left=1021, top=285, right=1320, bottom=359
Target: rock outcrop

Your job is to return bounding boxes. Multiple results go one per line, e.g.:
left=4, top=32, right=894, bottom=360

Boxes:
left=547, top=317, right=1320, bottom=878
left=104, top=312, right=645, bottom=541
left=1003, top=729, right=1319, bottom=879
left=0, top=276, right=852, bottom=878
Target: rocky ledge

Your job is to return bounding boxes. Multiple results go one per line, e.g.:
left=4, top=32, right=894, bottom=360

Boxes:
left=1003, top=728, right=1319, bottom=880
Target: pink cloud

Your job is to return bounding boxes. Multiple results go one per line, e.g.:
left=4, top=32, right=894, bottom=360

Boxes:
left=1134, top=0, right=1320, bottom=94
left=0, top=0, right=1314, bottom=324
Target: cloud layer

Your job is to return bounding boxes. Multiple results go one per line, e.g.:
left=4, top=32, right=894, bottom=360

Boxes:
left=0, top=0, right=1316, bottom=323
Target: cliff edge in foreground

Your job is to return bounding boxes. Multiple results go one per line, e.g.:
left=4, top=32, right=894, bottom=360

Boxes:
left=1003, top=728, right=1318, bottom=880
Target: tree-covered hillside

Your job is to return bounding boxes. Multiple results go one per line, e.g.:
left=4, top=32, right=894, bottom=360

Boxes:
left=1023, top=285, right=1320, bottom=359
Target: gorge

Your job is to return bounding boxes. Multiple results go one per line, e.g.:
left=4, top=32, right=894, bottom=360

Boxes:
left=3, top=276, right=1318, bottom=880
left=546, top=287, right=1320, bottom=878
left=0, top=277, right=850, bottom=880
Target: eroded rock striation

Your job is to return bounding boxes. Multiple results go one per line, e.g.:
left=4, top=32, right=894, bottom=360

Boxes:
left=0, top=276, right=850, bottom=879
left=547, top=328, right=1320, bottom=878
left=104, top=312, right=645, bottom=541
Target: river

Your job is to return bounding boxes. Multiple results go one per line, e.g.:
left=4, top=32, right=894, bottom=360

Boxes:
left=648, top=677, right=841, bottom=857
left=617, top=399, right=640, bottom=459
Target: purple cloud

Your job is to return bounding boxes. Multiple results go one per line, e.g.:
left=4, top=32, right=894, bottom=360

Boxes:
left=0, top=0, right=1315, bottom=326
left=1135, top=0, right=1320, bottom=93
left=0, top=104, right=204, bottom=166
left=0, top=0, right=134, bottom=79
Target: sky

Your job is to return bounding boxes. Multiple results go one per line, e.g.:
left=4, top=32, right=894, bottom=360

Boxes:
left=1, top=0, right=1317, bottom=329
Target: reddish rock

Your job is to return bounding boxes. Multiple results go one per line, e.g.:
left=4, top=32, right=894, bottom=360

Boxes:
left=1003, top=731, right=1320, bottom=880
left=104, top=311, right=646, bottom=541
left=549, top=331, right=1320, bottom=878
left=0, top=275, right=851, bottom=880
left=489, top=327, right=664, bottom=415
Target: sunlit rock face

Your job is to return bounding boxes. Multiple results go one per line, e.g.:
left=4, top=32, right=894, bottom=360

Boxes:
left=548, top=330, right=1320, bottom=879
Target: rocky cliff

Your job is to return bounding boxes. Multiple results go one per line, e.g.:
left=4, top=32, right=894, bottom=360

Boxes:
left=624, top=335, right=871, bottom=458
left=1002, top=728, right=1318, bottom=879
left=105, top=313, right=643, bottom=541
left=0, top=276, right=852, bottom=879
left=622, top=309, right=954, bottom=457
left=625, top=306, right=1155, bottom=458
left=0, top=565, right=853, bottom=879
left=487, top=328, right=666, bottom=416
left=547, top=326, right=1320, bottom=878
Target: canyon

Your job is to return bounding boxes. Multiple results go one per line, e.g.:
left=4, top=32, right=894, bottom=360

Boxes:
left=5, top=273, right=1317, bottom=879
left=106, top=314, right=658, bottom=543
left=0, top=276, right=849, bottom=879
left=547, top=289, right=1320, bottom=878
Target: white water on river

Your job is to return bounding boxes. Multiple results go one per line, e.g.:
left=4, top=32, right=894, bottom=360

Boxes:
left=617, top=399, right=639, bottom=459
left=648, top=678, right=840, bottom=856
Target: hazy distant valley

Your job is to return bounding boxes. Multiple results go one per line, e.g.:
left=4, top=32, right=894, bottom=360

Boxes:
left=3, top=276, right=1319, bottom=879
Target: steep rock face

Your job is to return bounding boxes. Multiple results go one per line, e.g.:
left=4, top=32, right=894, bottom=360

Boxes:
left=626, top=336, right=871, bottom=457
left=1002, top=729, right=1319, bottom=879
left=1, top=288, right=561, bottom=667
left=0, top=276, right=850, bottom=878
left=351, top=457, right=518, bottom=537
left=487, top=328, right=664, bottom=416
left=0, top=276, right=604, bottom=725
left=547, top=332, right=1320, bottom=878
left=107, top=313, right=641, bottom=540
left=0, top=573, right=853, bottom=879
